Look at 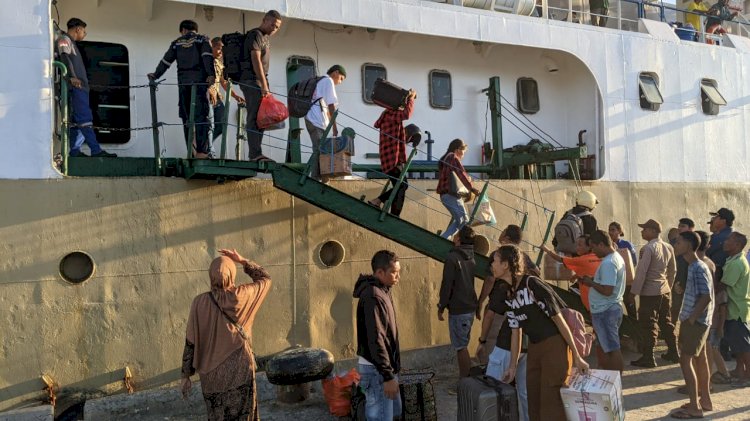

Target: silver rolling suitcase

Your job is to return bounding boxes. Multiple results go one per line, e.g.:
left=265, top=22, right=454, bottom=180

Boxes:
left=457, top=375, right=519, bottom=421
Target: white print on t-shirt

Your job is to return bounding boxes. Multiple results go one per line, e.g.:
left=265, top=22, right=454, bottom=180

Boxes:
left=506, top=284, right=551, bottom=328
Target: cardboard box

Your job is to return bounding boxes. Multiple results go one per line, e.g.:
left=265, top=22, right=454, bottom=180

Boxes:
left=616, top=249, right=635, bottom=286
left=543, top=253, right=574, bottom=281
left=561, top=369, right=624, bottom=421
left=319, top=134, right=354, bottom=177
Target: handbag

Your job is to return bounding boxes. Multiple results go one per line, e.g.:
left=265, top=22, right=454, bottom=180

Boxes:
left=449, top=171, right=469, bottom=198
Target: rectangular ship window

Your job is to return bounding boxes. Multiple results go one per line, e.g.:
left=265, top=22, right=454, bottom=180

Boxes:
left=77, top=41, right=130, bottom=144
left=638, top=73, right=663, bottom=111
left=517, top=77, right=540, bottom=114
left=429, top=70, right=452, bottom=109
left=700, top=78, right=726, bottom=115
left=362, top=63, right=387, bottom=104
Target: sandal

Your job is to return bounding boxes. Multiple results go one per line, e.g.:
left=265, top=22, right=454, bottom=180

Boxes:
left=671, top=409, right=703, bottom=419
left=679, top=403, right=712, bottom=412
left=711, top=372, right=732, bottom=384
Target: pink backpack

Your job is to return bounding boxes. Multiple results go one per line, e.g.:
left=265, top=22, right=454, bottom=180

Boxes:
left=561, top=307, right=594, bottom=357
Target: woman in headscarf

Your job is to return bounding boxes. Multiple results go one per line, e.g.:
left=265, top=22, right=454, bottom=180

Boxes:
left=181, top=248, right=272, bottom=420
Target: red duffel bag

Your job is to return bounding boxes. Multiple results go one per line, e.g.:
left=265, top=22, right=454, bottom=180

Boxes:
left=257, top=94, right=289, bottom=129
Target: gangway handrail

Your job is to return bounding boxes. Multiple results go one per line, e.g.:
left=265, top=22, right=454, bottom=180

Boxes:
left=52, top=60, right=69, bottom=175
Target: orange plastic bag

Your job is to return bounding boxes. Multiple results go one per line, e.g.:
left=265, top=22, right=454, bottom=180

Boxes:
left=256, top=94, right=289, bottom=129
left=322, top=368, right=360, bottom=416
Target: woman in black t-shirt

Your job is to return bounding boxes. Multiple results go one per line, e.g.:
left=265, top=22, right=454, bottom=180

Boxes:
left=477, top=250, right=529, bottom=421
left=495, top=245, right=589, bottom=421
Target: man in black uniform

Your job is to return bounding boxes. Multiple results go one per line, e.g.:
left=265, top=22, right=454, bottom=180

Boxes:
left=239, top=10, right=282, bottom=162
left=55, top=18, right=117, bottom=157
left=149, top=20, right=215, bottom=158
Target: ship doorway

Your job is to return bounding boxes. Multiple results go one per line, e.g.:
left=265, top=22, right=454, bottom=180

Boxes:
left=77, top=41, right=131, bottom=144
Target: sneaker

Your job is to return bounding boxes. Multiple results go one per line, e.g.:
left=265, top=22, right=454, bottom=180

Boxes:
left=91, top=150, right=117, bottom=157
left=661, top=351, right=680, bottom=364
left=730, top=378, right=750, bottom=388
left=631, top=356, right=657, bottom=368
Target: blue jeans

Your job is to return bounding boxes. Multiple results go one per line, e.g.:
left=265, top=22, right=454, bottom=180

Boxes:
left=440, top=194, right=468, bottom=239
left=358, top=364, right=402, bottom=421
left=69, top=87, right=103, bottom=156
left=591, top=304, right=623, bottom=353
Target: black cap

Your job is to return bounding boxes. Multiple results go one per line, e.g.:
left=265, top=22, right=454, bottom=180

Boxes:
left=709, top=208, right=735, bottom=225
left=327, top=64, right=346, bottom=78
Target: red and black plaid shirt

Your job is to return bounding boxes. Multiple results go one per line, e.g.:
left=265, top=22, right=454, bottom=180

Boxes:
left=374, top=98, right=414, bottom=173
left=436, top=153, right=473, bottom=195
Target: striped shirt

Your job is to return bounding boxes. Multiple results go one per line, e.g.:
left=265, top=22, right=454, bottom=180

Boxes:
left=680, top=259, right=714, bottom=326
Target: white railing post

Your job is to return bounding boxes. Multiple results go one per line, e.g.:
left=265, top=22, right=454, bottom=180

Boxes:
left=542, top=0, right=549, bottom=19
left=617, top=0, right=622, bottom=30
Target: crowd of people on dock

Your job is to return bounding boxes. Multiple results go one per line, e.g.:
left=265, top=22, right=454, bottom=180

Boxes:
left=178, top=202, right=749, bottom=420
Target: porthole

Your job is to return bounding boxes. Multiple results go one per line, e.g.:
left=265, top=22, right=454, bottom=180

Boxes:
left=362, top=63, right=387, bottom=104
left=429, top=69, right=452, bottom=109
left=638, top=72, right=663, bottom=111
left=516, top=77, right=540, bottom=114
left=59, top=251, right=95, bottom=284
left=318, top=240, right=346, bottom=268
left=700, top=78, right=726, bottom=116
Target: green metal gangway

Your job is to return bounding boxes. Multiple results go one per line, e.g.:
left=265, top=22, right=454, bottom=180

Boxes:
left=270, top=163, right=641, bottom=340
left=270, top=162, right=491, bottom=278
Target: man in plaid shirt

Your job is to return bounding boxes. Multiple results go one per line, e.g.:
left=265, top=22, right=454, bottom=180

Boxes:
left=367, top=90, right=417, bottom=217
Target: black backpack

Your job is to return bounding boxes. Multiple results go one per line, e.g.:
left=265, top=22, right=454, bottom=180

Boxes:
left=221, top=32, right=246, bottom=82
left=287, top=76, right=325, bottom=118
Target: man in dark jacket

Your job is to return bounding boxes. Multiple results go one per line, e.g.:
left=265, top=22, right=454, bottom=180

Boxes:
left=148, top=20, right=215, bottom=158
left=438, top=225, right=478, bottom=379
left=354, top=250, right=402, bottom=420
left=55, top=18, right=116, bottom=158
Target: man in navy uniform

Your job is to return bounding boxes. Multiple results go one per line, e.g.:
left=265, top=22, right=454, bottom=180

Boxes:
left=149, top=20, right=215, bottom=158
left=55, top=18, right=117, bottom=157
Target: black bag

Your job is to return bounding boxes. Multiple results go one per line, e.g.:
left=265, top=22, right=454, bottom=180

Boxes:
left=399, top=372, right=437, bottom=421
left=457, top=375, right=519, bottom=421
left=287, top=76, right=325, bottom=118
left=350, top=383, right=366, bottom=420
left=372, top=78, right=410, bottom=110
left=221, top=32, right=247, bottom=82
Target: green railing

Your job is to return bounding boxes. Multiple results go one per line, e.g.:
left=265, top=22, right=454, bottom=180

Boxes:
left=52, top=61, right=69, bottom=175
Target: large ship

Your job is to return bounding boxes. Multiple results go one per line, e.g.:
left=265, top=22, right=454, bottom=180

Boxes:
left=2, top=0, right=749, bottom=412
